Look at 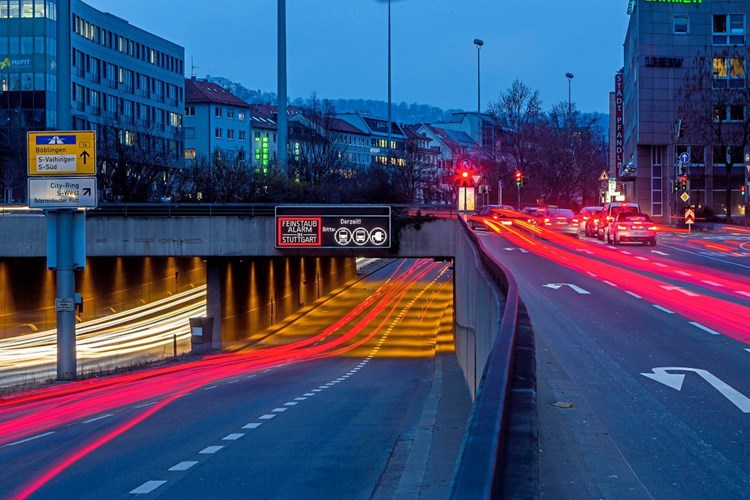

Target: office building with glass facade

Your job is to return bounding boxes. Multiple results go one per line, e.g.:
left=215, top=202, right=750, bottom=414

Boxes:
left=0, top=0, right=184, bottom=200
left=622, top=0, right=750, bottom=221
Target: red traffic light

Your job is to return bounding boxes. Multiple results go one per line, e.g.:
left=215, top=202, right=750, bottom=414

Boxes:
left=455, top=160, right=474, bottom=186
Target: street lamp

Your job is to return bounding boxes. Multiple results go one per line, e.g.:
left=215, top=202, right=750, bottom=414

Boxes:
left=473, top=39, right=484, bottom=114
left=565, top=72, right=574, bottom=115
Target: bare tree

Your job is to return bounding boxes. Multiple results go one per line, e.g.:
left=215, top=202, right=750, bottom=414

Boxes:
left=677, top=50, right=750, bottom=219
left=286, top=93, right=347, bottom=201
left=96, top=120, right=176, bottom=202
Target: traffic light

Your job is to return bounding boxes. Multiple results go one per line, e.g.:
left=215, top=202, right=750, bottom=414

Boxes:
left=673, top=180, right=681, bottom=192
left=515, top=170, right=523, bottom=187
left=455, top=160, right=472, bottom=186
left=680, top=175, right=687, bottom=191
left=742, top=184, right=747, bottom=197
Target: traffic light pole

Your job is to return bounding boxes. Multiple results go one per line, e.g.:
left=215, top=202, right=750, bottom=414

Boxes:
left=517, top=185, right=521, bottom=211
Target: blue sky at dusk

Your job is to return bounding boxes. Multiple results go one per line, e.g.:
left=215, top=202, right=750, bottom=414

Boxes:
left=86, top=0, right=630, bottom=114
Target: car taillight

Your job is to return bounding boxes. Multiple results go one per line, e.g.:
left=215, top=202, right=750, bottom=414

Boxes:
left=607, top=216, right=614, bottom=222
left=572, top=218, right=579, bottom=224
left=648, top=225, right=657, bottom=230
left=544, top=218, right=551, bottom=224
left=582, top=216, right=589, bottom=221
left=616, top=224, right=627, bottom=230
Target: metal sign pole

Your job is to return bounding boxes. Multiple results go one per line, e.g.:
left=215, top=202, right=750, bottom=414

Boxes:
left=55, top=209, right=77, bottom=380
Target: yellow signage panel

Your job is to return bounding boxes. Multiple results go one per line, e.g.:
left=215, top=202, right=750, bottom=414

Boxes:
left=27, top=130, right=96, bottom=175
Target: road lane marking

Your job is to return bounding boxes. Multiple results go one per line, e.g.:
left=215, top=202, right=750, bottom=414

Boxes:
left=227, top=380, right=239, bottom=384
left=199, top=446, right=224, bottom=454
left=689, top=322, right=721, bottom=336
left=701, top=280, right=723, bottom=287
left=284, top=402, right=298, bottom=406
left=135, top=402, right=157, bottom=408
left=169, top=461, right=198, bottom=471
left=625, top=291, right=642, bottom=299
left=130, top=480, right=166, bottom=494
left=203, top=385, right=218, bottom=391
left=654, top=262, right=667, bottom=267
left=302, top=392, right=315, bottom=396
left=258, top=414, right=276, bottom=420
left=652, top=305, right=674, bottom=314
left=737, top=291, right=750, bottom=299
left=83, top=413, right=114, bottom=424
left=223, top=433, right=244, bottom=441
left=675, top=271, right=692, bottom=276
left=603, top=280, right=617, bottom=287
left=242, top=423, right=262, bottom=429
left=295, top=397, right=308, bottom=401
left=4, top=431, right=55, bottom=447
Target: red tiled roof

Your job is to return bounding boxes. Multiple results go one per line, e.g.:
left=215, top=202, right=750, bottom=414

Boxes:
left=185, top=78, right=251, bottom=108
left=328, top=117, right=367, bottom=135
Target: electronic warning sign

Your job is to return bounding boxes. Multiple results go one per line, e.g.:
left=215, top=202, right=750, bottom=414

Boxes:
left=275, top=206, right=391, bottom=249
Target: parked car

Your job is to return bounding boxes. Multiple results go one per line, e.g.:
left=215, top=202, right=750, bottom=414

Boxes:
left=576, top=206, right=602, bottom=237
left=611, top=212, right=657, bottom=246
left=599, top=202, right=641, bottom=242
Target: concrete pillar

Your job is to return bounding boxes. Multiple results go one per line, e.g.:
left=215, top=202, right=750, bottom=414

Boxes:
left=206, top=258, right=223, bottom=351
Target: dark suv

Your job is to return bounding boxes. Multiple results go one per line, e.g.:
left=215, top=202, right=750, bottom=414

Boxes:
left=599, top=202, right=641, bottom=243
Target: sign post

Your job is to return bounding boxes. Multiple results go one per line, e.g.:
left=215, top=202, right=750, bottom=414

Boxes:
left=27, top=130, right=96, bottom=381
left=685, top=207, right=695, bottom=233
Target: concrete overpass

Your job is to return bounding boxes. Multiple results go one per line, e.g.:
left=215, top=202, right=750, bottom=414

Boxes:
left=0, top=203, right=530, bottom=494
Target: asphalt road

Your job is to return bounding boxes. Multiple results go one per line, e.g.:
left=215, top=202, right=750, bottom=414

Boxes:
left=0, top=259, right=471, bottom=499
left=477, top=226, right=750, bottom=499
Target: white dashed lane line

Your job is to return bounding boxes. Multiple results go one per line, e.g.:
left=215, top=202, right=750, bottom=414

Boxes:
left=168, top=461, right=198, bottom=472
left=258, top=414, right=276, bottom=420
left=652, top=305, right=674, bottom=314
left=83, top=413, right=114, bottom=424
left=130, top=480, right=166, bottom=494
left=4, top=431, right=55, bottom=447
left=199, top=446, right=223, bottom=454
left=689, top=322, right=721, bottom=336
left=625, top=291, right=642, bottom=299
left=222, top=433, right=244, bottom=441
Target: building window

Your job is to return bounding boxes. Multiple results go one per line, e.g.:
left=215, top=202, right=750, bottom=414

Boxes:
left=713, top=57, right=745, bottom=88
left=227, top=109, right=234, bottom=119
left=215, top=107, right=222, bottom=117
left=239, top=131, right=246, bottom=141
left=185, top=105, right=195, bottom=116
left=215, top=128, right=222, bottom=139
left=714, top=105, right=745, bottom=122
left=713, top=14, right=745, bottom=45
left=227, top=129, right=234, bottom=140
left=185, top=149, right=196, bottom=160
left=238, top=112, right=246, bottom=121
left=674, top=16, right=689, bottom=34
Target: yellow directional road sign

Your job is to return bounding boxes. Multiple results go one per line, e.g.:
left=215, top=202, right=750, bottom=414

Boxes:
left=27, top=130, right=96, bottom=175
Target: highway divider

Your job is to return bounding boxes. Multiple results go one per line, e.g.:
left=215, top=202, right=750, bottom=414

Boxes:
left=450, top=216, right=537, bottom=498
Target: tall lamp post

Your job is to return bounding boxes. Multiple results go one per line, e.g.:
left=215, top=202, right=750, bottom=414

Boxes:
left=565, top=72, right=574, bottom=115
left=386, top=0, right=392, bottom=169
left=473, top=39, right=484, bottom=114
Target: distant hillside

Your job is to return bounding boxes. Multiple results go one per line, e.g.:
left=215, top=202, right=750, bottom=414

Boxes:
left=205, top=74, right=609, bottom=133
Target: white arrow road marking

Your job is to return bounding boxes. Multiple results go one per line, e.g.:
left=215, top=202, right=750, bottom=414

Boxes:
left=641, top=367, right=750, bottom=413
left=651, top=250, right=669, bottom=256
left=504, top=247, right=529, bottom=253
left=542, top=283, right=590, bottom=294
left=660, top=285, right=699, bottom=297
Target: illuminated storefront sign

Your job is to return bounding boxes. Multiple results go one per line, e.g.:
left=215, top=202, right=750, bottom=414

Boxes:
left=614, top=73, right=624, bottom=171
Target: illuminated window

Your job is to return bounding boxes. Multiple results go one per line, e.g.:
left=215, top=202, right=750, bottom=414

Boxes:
left=713, top=14, right=745, bottom=45
left=674, top=16, right=688, bottom=34
left=238, top=112, right=246, bottom=121
left=713, top=57, right=745, bottom=88
left=185, top=149, right=196, bottom=159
